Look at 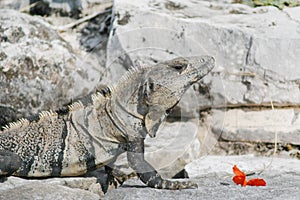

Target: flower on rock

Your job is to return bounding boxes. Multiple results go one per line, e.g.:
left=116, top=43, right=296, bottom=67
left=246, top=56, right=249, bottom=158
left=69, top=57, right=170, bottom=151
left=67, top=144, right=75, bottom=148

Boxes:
left=232, top=165, right=266, bottom=187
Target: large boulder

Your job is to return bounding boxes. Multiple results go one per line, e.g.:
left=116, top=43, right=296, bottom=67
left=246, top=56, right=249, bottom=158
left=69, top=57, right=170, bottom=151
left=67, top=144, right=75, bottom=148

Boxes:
left=0, top=9, right=101, bottom=127
left=107, top=0, right=300, bottom=106
left=106, top=0, right=300, bottom=152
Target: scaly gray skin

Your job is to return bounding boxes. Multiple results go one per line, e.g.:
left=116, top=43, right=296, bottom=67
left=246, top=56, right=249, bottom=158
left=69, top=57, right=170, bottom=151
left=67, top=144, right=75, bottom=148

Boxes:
left=0, top=56, right=215, bottom=191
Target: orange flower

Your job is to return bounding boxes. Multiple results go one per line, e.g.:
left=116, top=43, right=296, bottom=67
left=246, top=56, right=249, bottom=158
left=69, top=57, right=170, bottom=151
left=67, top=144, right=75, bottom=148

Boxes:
left=232, top=165, right=266, bottom=187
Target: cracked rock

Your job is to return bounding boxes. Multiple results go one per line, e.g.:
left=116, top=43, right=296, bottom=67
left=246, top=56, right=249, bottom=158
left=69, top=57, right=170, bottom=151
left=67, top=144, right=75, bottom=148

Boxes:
left=107, top=0, right=300, bottom=107
left=0, top=9, right=100, bottom=127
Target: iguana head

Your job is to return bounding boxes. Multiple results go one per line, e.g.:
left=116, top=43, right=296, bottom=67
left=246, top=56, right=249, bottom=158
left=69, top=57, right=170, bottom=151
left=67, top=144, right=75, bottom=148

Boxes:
left=142, top=56, right=215, bottom=137
left=111, top=56, right=215, bottom=138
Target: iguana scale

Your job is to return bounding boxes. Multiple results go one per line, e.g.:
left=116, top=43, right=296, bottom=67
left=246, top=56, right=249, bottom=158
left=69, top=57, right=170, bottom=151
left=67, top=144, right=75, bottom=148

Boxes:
left=0, top=56, right=215, bottom=191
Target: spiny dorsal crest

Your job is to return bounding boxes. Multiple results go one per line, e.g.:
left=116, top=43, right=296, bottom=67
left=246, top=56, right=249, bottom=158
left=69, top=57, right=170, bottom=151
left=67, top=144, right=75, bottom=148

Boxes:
left=68, top=101, right=84, bottom=111
left=112, top=63, right=149, bottom=92
left=1, top=110, right=58, bottom=133
left=91, top=85, right=114, bottom=105
left=2, top=118, right=30, bottom=132
left=91, top=92, right=104, bottom=104
left=38, top=110, right=58, bottom=121
left=95, top=85, right=114, bottom=97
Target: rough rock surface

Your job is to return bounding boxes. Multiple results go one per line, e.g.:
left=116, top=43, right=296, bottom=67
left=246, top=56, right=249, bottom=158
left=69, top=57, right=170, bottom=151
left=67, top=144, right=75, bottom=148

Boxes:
left=106, top=0, right=300, bottom=160
left=0, top=0, right=112, bottom=17
left=145, top=122, right=201, bottom=177
left=102, top=155, right=300, bottom=200
left=0, top=177, right=103, bottom=200
left=0, top=0, right=29, bottom=10
left=108, top=0, right=300, bottom=105
left=211, top=108, right=300, bottom=145
left=1, top=156, right=299, bottom=200
left=185, top=155, right=300, bottom=177
left=109, top=122, right=203, bottom=178
left=0, top=9, right=101, bottom=127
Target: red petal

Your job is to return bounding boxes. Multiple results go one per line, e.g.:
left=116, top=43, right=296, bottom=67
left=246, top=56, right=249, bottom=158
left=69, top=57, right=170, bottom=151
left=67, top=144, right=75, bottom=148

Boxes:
left=246, top=178, right=266, bottom=186
left=233, top=165, right=246, bottom=177
left=232, top=165, right=247, bottom=186
left=233, top=175, right=247, bottom=186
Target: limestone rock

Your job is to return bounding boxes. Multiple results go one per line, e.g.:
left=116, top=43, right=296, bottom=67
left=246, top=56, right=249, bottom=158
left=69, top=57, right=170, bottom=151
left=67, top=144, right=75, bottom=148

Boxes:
left=107, top=0, right=300, bottom=107
left=211, top=109, right=300, bottom=145
left=284, top=6, right=300, bottom=23
left=103, top=156, right=300, bottom=200
left=0, top=9, right=100, bottom=127
left=144, top=121, right=201, bottom=178
left=110, top=122, right=202, bottom=178
left=0, top=0, right=29, bottom=10
left=185, top=155, right=300, bottom=178
left=0, top=177, right=103, bottom=200
left=0, top=0, right=112, bottom=17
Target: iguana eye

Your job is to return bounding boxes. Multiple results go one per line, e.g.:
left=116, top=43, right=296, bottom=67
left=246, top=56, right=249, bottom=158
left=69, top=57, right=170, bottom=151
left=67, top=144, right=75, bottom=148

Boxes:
left=170, top=62, right=188, bottom=73
left=164, top=57, right=189, bottom=73
left=172, top=64, right=186, bottom=71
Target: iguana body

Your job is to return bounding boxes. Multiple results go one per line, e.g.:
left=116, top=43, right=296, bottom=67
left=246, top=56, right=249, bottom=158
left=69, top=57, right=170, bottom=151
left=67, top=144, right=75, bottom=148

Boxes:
left=0, top=56, right=215, bottom=190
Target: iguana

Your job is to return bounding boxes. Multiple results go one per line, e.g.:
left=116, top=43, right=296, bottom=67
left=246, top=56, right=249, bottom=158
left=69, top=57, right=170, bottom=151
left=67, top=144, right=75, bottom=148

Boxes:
left=0, top=56, right=215, bottom=192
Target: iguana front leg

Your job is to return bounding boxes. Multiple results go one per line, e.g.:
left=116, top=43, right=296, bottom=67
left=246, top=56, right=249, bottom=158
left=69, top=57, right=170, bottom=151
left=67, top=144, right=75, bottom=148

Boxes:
left=127, top=137, right=197, bottom=189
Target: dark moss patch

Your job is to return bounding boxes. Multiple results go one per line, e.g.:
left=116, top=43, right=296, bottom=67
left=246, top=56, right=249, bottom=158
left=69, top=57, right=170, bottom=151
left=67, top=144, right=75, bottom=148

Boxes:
left=164, top=1, right=187, bottom=10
